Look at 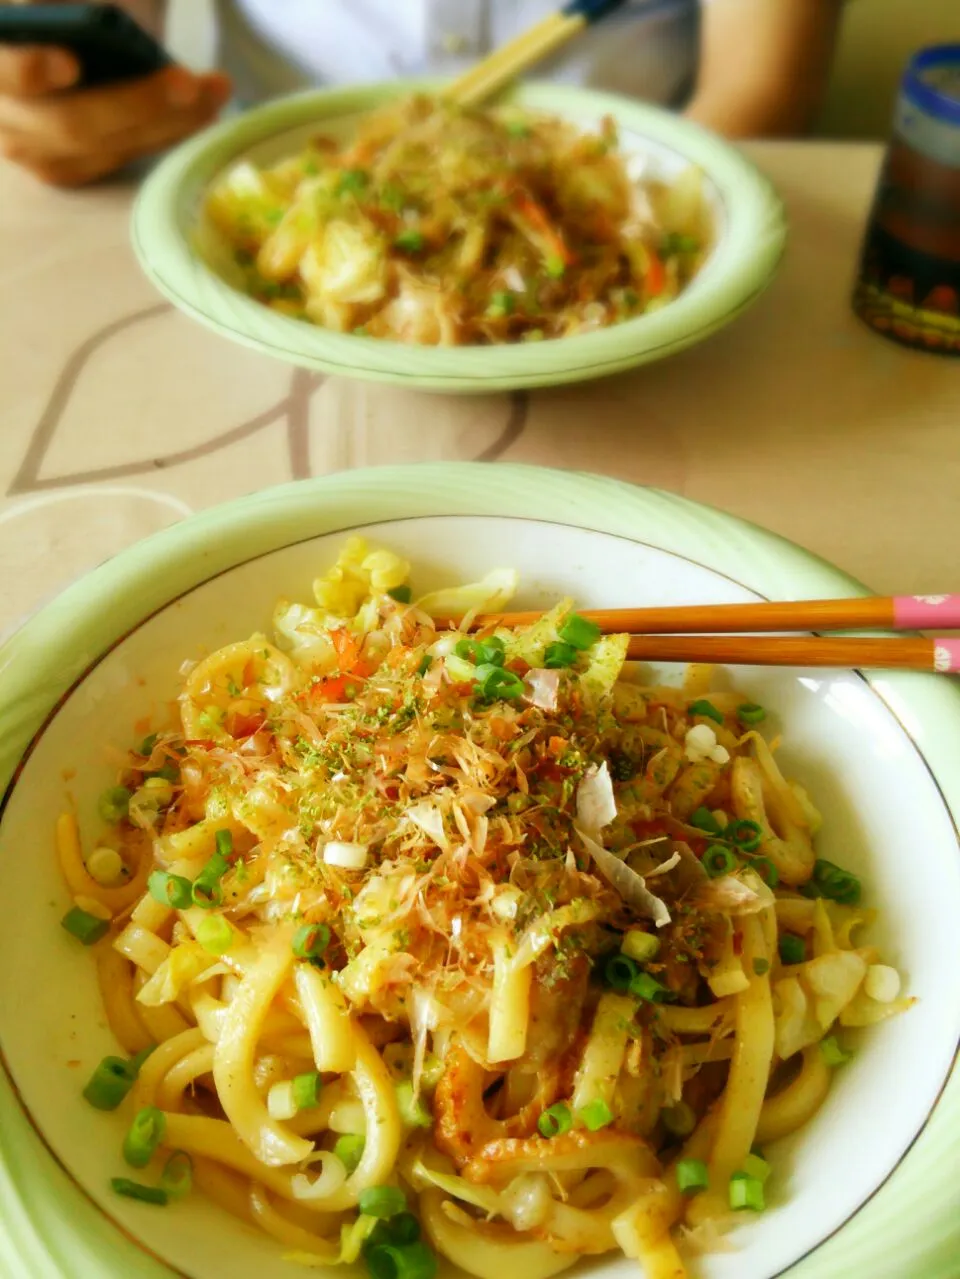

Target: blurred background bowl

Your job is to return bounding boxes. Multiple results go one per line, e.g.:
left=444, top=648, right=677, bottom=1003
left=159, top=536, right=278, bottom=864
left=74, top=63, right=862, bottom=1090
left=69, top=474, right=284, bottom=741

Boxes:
left=132, top=81, right=786, bottom=392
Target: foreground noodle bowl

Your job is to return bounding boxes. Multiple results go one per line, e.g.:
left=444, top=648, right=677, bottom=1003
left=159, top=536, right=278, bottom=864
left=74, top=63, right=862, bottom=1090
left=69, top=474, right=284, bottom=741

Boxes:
left=60, top=539, right=913, bottom=1278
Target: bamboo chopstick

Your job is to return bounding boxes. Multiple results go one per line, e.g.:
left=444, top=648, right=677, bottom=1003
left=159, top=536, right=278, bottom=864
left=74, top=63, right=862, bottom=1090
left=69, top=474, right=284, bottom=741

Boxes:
left=447, top=0, right=629, bottom=108
left=623, top=635, right=960, bottom=673
left=440, top=595, right=960, bottom=635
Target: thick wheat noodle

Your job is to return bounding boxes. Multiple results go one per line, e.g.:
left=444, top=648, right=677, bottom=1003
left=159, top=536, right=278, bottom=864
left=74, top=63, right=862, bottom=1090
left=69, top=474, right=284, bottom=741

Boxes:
left=156, top=1042, right=217, bottom=1110
left=94, top=943, right=153, bottom=1055
left=756, top=1044, right=832, bottom=1144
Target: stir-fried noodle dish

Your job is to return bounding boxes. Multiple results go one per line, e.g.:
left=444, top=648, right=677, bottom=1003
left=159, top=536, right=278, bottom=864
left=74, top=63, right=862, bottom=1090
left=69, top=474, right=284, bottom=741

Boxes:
left=205, top=95, right=711, bottom=345
left=61, top=541, right=912, bottom=1278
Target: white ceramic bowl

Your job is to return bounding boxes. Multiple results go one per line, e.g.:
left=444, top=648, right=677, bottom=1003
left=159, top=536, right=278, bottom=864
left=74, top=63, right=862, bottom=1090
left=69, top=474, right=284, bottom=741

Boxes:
left=132, top=82, right=786, bottom=392
left=0, top=465, right=958, bottom=1279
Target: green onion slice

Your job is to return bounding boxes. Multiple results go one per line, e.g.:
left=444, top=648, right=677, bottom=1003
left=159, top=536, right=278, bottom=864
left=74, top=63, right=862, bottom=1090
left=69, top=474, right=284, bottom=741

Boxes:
left=334, top=1133, right=365, bottom=1173
left=148, top=870, right=193, bottom=910
left=358, top=1185, right=408, bottom=1219
left=292, top=1071, right=322, bottom=1110
left=675, top=1157, right=709, bottom=1194
left=365, top=1240, right=438, bottom=1279
left=159, top=1151, right=193, bottom=1200
left=687, top=699, right=724, bottom=725
left=578, top=1098, right=614, bottom=1131
left=196, top=914, right=234, bottom=956
left=292, top=922, right=331, bottom=961
left=729, top=1171, right=765, bottom=1211
left=778, top=933, right=806, bottom=965
left=123, top=1106, right=166, bottom=1169
left=98, top=785, right=132, bottom=823
left=702, top=845, right=738, bottom=878
left=629, top=972, right=672, bottom=1003
left=61, top=906, right=109, bottom=946
left=603, top=953, right=638, bottom=992
left=543, top=641, right=579, bottom=669
left=820, top=1035, right=853, bottom=1067
left=737, top=703, right=766, bottom=726
left=750, top=857, right=779, bottom=887
left=387, top=586, right=412, bottom=603
left=538, top=1102, right=572, bottom=1138
left=557, top=612, right=601, bottom=650
left=688, top=806, right=722, bottom=835
left=111, top=1178, right=168, bottom=1206
left=727, top=819, right=763, bottom=851
left=83, top=1056, right=138, bottom=1111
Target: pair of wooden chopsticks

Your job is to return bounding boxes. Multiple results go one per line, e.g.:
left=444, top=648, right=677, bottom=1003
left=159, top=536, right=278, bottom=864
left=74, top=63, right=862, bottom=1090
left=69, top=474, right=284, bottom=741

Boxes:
left=447, top=0, right=629, bottom=107
left=438, top=595, right=960, bottom=673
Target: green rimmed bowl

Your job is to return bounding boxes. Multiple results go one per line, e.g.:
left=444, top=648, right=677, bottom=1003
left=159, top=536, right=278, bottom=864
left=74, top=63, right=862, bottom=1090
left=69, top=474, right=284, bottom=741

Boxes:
left=0, top=464, right=958, bottom=1279
left=132, top=82, right=786, bottom=391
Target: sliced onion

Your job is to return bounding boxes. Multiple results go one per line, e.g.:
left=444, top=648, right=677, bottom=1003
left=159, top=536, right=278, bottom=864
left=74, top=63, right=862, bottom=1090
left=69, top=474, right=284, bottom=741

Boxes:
left=291, top=1152, right=348, bottom=1201
left=322, top=841, right=369, bottom=869
left=576, top=828, right=671, bottom=928
left=576, top=762, right=617, bottom=832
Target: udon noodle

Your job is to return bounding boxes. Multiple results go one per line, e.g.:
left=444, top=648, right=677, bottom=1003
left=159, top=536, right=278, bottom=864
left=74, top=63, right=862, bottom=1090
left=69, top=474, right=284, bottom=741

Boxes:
left=60, top=540, right=912, bottom=1278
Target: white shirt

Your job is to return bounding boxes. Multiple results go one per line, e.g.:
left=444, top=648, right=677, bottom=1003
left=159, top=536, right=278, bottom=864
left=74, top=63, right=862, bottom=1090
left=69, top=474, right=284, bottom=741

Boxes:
left=219, top=0, right=699, bottom=110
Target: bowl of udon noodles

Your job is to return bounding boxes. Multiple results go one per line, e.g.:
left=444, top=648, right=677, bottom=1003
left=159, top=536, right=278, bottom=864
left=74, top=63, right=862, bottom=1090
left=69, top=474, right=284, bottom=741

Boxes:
left=0, top=464, right=958, bottom=1279
left=132, top=83, right=786, bottom=391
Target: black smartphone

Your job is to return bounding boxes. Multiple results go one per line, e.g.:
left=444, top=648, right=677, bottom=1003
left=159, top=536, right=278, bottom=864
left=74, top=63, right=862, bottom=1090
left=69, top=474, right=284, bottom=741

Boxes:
left=0, top=4, right=171, bottom=88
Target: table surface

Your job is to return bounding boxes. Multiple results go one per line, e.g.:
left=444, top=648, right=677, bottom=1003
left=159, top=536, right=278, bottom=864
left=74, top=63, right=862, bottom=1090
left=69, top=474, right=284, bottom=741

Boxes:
left=2, top=140, right=959, bottom=640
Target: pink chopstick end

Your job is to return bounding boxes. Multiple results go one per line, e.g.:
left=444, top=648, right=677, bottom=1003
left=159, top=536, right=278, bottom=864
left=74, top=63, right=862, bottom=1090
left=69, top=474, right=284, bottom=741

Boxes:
left=894, top=595, right=960, bottom=628
left=933, top=639, right=960, bottom=674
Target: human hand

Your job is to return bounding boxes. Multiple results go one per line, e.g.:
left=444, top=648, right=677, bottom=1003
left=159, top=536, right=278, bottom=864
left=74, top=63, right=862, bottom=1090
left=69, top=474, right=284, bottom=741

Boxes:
left=0, top=45, right=231, bottom=185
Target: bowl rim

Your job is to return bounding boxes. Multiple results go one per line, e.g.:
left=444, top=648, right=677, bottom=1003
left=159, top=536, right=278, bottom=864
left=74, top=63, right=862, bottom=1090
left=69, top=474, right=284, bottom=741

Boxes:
left=0, top=463, right=957, bottom=1279
left=131, top=80, right=787, bottom=390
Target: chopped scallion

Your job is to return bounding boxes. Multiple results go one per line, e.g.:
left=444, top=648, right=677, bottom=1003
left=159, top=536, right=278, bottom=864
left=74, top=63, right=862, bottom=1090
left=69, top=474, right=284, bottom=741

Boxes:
left=61, top=906, right=109, bottom=946
left=820, top=1035, right=853, bottom=1067
left=292, top=1071, right=322, bottom=1110
left=675, top=1158, right=709, bottom=1194
left=750, top=856, right=779, bottom=887
left=474, top=664, right=524, bottom=702
left=778, top=933, right=806, bottom=965
left=98, top=785, right=132, bottom=823
left=334, top=1133, right=365, bottom=1173
left=688, top=806, right=722, bottom=835
left=148, top=870, right=193, bottom=911
left=83, top=1056, right=138, bottom=1111
left=538, top=1102, right=572, bottom=1138
left=111, top=1178, right=168, bottom=1206
left=578, top=1099, right=614, bottom=1131
left=702, top=845, right=738, bottom=878
left=687, top=699, right=724, bottom=725
left=123, top=1106, right=166, bottom=1169
left=727, top=819, right=763, bottom=852
left=358, top=1186, right=408, bottom=1219
left=365, top=1240, right=438, bottom=1279
left=729, top=1171, right=765, bottom=1211
left=159, top=1150, right=193, bottom=1200
left=394, top=230, right=424, bottom=253
left=292, top=922, right=331, bottom=961
left=737, top=703, right=766, bottom=726
left=629, top=972, right=672, bottom=1003
left=544, top=641, right=579, bottom=669
left=557, top=612, right=601, bottom=650
left=196, top=913, right=234, bottom=956
left=603, top=953, right=638, bottom=992
left=387, top=586, right=412, bottom=603
left=395, top=1080, right=432, bottom=1128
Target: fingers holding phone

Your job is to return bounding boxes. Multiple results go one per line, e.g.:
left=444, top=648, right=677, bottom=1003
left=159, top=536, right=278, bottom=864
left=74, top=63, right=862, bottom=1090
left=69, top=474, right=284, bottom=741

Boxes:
left=0, top=56, right=231, bottom=185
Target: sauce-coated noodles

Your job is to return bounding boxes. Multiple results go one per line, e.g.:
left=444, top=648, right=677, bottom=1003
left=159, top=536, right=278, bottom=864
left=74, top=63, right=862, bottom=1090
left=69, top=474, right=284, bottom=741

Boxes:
left=60, top=540, right=913, bottom=1276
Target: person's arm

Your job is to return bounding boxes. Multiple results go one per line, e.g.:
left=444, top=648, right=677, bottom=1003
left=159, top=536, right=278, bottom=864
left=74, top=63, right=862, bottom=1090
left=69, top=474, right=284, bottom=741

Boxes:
left=0, top=0, right=229, bottom=186
left=685, top=0, right=844, bottom=138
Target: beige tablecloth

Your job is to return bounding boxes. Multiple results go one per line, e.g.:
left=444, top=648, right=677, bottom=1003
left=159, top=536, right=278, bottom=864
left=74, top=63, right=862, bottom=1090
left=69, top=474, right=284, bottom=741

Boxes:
left=2, top=140, right=959, bottom=639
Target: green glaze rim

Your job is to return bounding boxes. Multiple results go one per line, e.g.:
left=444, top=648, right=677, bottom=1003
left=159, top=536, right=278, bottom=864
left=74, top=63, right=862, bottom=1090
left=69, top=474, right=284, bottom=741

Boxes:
left=131, top=81, right=786, bottom=391
left=0, top=463, right=958, bottom=1278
